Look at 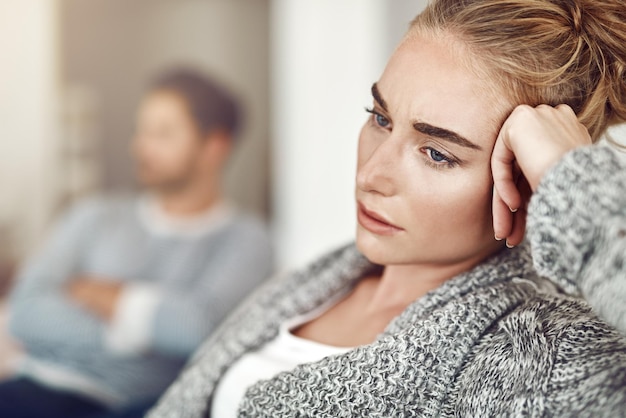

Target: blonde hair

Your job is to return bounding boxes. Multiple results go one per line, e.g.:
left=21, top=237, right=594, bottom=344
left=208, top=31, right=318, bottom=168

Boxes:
left=410, top=0, right=626, bottom=142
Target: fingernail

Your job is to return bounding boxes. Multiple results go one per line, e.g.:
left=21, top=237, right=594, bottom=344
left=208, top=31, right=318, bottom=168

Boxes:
left=506, top=240, right=515, bottom=248
left=495, top=235, right=503, bottom=241
left=509, top=207, right=518, bottom=213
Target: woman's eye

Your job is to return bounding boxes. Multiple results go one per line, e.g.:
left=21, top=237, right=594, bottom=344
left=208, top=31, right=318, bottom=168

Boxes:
left=365, top=107, right=391, bottom=129
left=375, top=113, right=390, bottom=128
left=427, top=148, right=448, bottom=162
left=422, top=147, right=458, bottom=168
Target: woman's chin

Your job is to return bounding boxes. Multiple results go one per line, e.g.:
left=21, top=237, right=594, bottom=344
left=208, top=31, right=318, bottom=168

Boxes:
left=356, top=232, right=401, bottom=265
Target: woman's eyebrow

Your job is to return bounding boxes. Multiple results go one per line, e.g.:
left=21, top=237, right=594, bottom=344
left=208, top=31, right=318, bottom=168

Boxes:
left=413, top=122, right=482, bottom=151
left=371, top=83, right=388, bottom=111
left=372, top=82, right=481, bottom=151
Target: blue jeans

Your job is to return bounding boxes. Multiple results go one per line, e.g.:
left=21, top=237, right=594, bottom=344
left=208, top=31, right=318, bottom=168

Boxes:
left=0, top=378, right=156, bottom=418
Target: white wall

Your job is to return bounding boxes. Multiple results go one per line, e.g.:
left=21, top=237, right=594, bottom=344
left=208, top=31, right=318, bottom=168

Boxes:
left=0, top=1, right=60, bottom=259
left=270, top=0, right=385, bottom=268
left=269, top=0, right=427, bottom=269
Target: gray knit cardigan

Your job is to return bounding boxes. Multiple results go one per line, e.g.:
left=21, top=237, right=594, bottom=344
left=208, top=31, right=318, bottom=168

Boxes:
left=149, top=145, right=626, bottom=417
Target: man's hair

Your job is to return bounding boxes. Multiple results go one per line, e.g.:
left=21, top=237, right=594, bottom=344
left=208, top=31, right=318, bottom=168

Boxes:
left=410, top=0, right=626, bottom=142
left=149, top=67, right=242, bottom=139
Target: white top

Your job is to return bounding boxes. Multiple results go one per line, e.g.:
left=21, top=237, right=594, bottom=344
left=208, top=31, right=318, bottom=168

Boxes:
left=211, top=292, right=352, bottom=417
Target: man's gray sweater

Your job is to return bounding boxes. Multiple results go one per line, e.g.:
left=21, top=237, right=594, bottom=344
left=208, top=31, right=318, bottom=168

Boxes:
left=8, top=197, right=273, bottom=406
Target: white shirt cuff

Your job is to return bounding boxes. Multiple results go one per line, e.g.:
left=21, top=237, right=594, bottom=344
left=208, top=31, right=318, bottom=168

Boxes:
left=104, top=282, right=162, bottom=355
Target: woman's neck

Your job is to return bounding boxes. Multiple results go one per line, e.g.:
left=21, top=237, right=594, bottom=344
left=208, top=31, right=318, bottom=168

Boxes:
left=366, top=247, right=501, bottom=314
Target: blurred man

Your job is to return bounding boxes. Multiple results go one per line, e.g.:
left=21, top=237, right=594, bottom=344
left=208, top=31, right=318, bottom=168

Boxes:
left=0, top=69, right=273, bottom=418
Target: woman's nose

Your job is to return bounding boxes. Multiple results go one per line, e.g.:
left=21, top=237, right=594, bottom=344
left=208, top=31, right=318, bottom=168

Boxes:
left=356, top=139, right=399, bottom=197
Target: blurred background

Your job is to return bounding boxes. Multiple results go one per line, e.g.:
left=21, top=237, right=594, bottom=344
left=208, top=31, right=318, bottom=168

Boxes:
left=0, top=0, right=428, bottom=284
left=1, top=0, right=625, bottom=290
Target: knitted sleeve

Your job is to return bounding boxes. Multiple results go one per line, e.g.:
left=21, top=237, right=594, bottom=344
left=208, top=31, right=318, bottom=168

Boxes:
left=526, top=144, right=626, bottom=333
left=544, top=314, right=626, bottom=416
left=8, top=198, right=107, bottom=350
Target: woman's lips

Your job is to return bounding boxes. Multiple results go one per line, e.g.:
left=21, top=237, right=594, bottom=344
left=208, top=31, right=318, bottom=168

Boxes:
left=357, top=202, right=403, bottom=236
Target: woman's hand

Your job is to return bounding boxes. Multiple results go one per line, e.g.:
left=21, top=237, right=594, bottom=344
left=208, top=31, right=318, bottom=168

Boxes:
left=491, top=104, right=592, bottom=247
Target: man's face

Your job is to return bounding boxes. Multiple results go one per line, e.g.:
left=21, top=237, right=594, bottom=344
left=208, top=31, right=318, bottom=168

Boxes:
left=131, top=90, right=205, bottom=192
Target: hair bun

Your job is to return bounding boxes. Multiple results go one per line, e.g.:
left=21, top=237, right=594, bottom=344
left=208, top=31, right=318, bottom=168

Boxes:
left=568, top=0, right=584, bottom=35
left=575, top=0, right=626, bottom=127
left=411, top=0, right=626, bottom=141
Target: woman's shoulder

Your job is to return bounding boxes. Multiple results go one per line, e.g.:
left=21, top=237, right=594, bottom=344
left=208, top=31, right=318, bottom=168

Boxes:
left=494, top=276, right=625, bottom=348
left=455, top=285, right=626, bottom=415
left=507, top=281, right=624, bottom=346
left=505, top=285, right=623, bottom=339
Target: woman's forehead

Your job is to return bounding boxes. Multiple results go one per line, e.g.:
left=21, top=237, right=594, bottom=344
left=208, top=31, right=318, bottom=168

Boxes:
left=377, top=34, right=507, bottom=148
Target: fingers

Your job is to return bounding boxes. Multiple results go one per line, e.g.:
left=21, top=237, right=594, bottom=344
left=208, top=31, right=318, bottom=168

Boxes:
left=492, top=112, right=534, bottom=246
left=508, top=174, right=532, bottom=246
left=492, top=185, right=513, bottom=241
left=491, top=123, right=518, bottom=243
left=492, top=180, right=528, bottom=246
left=496, top=104, right=592, bottom=192
left=491, top=129, right=522, bottom=212
left=554, top=103, right=576, bottom=115
left=491, top=102, right=590, bottom=248
left=507, top=206, right=527, bottom=247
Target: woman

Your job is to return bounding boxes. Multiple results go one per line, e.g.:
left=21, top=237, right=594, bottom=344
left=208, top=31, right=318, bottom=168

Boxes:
left=150, top=0, right=626, bottom=416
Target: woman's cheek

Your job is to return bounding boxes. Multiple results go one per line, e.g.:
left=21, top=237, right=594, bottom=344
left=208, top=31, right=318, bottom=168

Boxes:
left=356, top=127, right=374, bottom=166
left=457, top=175, right=496, bottom=232
left=423, top=170, right=491, bottom=222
